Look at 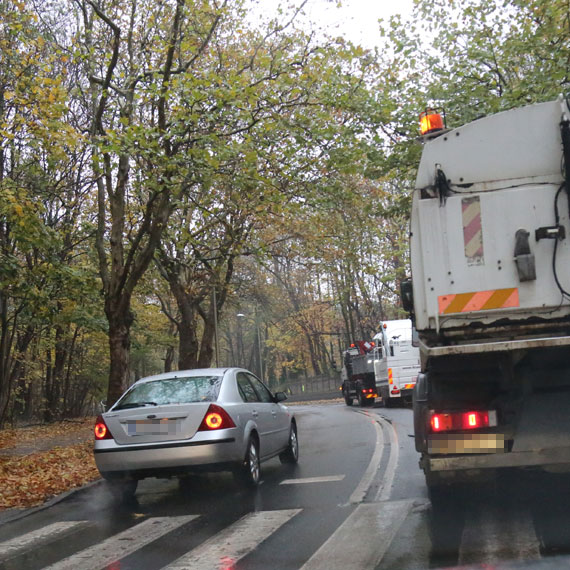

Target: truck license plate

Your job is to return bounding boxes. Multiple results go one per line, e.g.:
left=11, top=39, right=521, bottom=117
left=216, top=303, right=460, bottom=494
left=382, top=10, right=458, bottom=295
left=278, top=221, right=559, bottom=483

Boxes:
left=428, top=434, right=506, bottom=454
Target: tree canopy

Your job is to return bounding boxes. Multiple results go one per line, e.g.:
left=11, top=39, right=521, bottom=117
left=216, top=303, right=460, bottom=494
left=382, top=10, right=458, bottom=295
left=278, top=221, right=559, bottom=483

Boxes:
left=0, top=0, right=568, bottom=423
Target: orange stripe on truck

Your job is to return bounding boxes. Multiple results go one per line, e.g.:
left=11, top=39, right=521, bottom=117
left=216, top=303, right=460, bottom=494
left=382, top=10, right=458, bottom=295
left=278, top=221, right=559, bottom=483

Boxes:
left=438, top=288, right=519, bottom=315
left=388, top=368, right=393, bottom=384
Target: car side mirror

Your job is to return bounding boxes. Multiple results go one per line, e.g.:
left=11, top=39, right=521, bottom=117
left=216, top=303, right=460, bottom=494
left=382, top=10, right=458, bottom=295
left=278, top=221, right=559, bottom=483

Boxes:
left=274, top=392, right=288, bottom=403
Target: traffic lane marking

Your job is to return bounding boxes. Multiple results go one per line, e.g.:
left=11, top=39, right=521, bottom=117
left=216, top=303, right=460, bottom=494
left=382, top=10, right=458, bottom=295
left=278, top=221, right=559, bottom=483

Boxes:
left=300, top=500, right=413, bottom=570
left=280, top=476, right=346, bottom=484
left=349, top=411, right=384, bottom=504
left=375, top=415, right=399, bottom=502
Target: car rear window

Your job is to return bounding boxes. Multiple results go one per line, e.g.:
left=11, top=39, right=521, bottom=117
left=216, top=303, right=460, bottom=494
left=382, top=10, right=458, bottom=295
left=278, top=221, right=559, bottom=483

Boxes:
left=115, top=376, right=222, bottom=408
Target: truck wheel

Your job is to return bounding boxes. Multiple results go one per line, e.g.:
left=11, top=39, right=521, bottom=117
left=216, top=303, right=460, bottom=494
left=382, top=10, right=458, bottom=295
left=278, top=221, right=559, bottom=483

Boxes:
left=344, top=392, right=353, bottom=406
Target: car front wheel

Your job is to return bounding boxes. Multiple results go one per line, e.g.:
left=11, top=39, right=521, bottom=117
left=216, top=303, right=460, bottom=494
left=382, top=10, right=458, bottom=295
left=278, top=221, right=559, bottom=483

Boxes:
left=279, top=423, right=299, bottom=464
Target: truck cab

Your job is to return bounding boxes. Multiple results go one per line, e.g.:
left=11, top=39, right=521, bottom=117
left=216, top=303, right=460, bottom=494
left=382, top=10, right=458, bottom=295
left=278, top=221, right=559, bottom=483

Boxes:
left=372, top=320, right=420, bottom=406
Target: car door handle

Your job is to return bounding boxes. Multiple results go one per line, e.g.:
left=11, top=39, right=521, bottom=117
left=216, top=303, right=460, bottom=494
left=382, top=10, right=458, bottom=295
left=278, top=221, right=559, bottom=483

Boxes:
left=252, top=410, right=259, bottom=418
left=272, top=411, right=277, bottom=417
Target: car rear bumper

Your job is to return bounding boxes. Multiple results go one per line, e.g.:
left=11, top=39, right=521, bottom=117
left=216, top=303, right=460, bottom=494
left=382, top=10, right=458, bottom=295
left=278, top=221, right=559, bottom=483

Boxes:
left=94, top=435, right=242, bottom=475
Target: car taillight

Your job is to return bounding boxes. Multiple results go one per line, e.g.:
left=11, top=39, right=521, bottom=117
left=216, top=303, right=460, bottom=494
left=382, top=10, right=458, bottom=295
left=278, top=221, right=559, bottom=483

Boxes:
left=430, top=410, right=497, bottom=433
left=198, top=404, right=236, bottom=431
left=94, top=415, right=113, bottom=440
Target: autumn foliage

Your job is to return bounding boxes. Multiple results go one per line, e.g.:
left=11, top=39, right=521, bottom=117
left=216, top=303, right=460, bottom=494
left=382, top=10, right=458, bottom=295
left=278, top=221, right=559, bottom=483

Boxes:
left=0, top=419, right=100, bottom=510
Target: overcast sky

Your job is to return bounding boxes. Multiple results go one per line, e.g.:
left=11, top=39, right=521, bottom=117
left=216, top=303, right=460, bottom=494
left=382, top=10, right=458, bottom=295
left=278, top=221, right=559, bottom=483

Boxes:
left=250, top=0, right=415, bottom=49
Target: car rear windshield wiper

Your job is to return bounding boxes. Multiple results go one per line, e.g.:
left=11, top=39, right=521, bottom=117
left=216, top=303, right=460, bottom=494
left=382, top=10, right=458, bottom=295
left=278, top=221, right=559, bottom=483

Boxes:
left=115, top=402, right=158, bottom=410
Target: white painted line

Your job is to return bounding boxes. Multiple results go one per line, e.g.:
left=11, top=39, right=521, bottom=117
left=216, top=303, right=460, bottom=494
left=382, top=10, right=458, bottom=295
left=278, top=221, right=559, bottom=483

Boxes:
left=349, top=413, right=384, bottom=504
left=280, top=476, right=345, bottom=485
left=0, top=521, right=88, bottom=562
left=375, top=416, right=399, bottom=502
left=301, top=500, right=413, bottom=570
left=164, top=509, right=302, bottom=570
left=45, top=516, right=198, bottom=570
left=459, top=502, right=540, bottom=565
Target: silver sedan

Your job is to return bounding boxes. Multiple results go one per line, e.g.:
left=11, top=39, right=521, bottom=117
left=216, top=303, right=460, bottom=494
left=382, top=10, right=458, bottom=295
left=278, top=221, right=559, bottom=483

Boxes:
left=93, top=368, right=298, bottom=499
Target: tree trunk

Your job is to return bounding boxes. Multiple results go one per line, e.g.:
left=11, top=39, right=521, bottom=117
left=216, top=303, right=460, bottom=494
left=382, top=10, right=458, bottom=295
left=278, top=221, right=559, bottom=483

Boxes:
left=164, top=346, right=175, bottom=372
left=106, top=303, right=134, bottom=408
left=197, top=314, right=215, bottom=368
left=176, top=294, right=200, bottom=370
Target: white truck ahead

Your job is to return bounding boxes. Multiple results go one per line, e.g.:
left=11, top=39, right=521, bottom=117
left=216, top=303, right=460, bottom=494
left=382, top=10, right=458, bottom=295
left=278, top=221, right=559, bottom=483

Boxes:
left=372, top=319, right=420, bottom=407
left=405, top=96, right=570, bottom=491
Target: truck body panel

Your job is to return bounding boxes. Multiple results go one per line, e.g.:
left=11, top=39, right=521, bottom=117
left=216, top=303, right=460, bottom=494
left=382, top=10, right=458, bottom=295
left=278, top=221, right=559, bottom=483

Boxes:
left=409, top=96, right=570, bottom=486
left=411, top=99, right=570, bottom=338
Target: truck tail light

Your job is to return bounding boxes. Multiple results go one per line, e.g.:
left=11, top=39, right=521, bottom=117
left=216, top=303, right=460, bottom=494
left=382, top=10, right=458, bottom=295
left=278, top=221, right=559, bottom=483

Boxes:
left=430, top=410, right=497, bottom=433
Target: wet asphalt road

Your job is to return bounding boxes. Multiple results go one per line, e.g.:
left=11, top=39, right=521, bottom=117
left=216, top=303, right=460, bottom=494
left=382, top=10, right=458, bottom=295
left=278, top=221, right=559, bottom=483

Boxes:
left=2, top=402, right=570, bottom=569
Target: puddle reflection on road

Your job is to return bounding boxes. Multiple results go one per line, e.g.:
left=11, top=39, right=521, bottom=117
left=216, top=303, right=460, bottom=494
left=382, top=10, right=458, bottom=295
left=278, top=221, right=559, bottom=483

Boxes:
left=427, top=470, right=570, bottom=568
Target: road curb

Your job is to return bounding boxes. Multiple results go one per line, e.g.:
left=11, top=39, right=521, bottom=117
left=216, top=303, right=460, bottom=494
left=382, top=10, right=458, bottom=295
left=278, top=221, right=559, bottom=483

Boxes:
left=0, top=478, right=104, bottom=527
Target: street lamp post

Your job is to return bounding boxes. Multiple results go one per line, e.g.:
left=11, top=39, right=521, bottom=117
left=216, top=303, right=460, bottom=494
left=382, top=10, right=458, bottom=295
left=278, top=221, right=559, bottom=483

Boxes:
left=255, top=305, right=264, bottom=382
left=212, top=287, right=220, bottom=367
left=237, top=313, right=245, bottom=368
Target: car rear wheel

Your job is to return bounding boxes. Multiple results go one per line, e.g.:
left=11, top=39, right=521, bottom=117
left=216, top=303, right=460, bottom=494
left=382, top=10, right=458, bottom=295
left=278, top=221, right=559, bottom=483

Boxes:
left=279, top=423, right=299, bottom=464
left=235, top=436, right=261, bottom=487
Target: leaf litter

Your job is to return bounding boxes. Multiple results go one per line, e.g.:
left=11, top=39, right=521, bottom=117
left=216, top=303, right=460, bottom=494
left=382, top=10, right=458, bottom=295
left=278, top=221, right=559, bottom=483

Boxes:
left=0, top=419, right=99, bottom=510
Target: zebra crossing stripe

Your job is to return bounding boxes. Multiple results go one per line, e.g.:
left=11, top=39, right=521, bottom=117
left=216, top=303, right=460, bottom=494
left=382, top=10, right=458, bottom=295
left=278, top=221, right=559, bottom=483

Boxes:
left=0, top=521, right=88, bottom=562
left=300, top=501, right=412, bottom=570
left=280, top=476, right=345, bottom=484
left=164, top=509, right=301, bottom=570
left=45, top=515, right=198, bottom=570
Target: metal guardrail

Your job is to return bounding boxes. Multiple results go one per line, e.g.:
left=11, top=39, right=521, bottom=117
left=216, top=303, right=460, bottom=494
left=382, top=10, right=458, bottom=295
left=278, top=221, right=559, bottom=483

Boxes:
left=277, top=374, right=341, bottom=396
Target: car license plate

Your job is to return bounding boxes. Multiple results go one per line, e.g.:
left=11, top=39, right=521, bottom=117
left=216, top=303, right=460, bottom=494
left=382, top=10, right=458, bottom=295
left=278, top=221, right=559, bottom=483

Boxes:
left=127, top=420, right=175, bottom=436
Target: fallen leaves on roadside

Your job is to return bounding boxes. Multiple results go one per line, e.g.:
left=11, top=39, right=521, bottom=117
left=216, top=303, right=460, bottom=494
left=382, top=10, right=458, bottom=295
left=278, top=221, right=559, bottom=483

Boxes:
left=0, top=441, right=100, bottom=510
left=0, top=418, right=94, bottom=452
left=0, top=419, right=100, bottom=510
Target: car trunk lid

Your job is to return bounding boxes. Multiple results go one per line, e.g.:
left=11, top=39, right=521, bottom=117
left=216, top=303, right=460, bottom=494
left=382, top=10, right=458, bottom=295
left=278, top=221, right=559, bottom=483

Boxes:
left=103, top=403, right=212, bottom=445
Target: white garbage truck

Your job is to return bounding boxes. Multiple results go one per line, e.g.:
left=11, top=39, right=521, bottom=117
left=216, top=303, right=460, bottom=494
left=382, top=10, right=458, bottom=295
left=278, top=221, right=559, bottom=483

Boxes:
left=372, top=319, right=420, bottom=407
left=404, top=96, right=570, bottom=490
